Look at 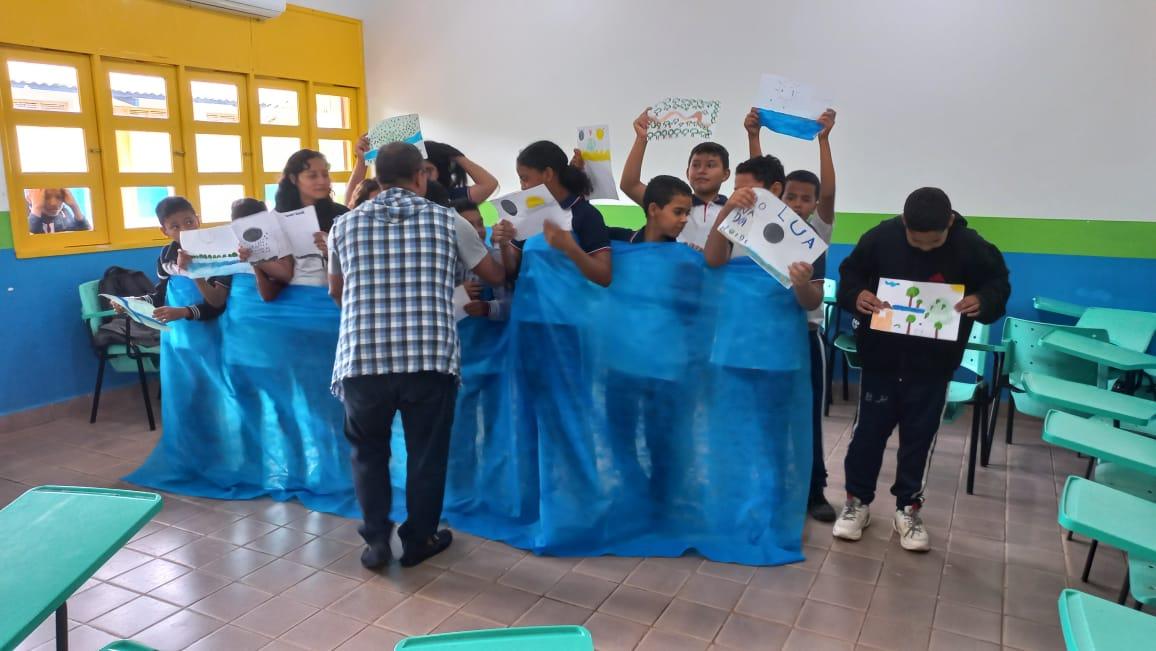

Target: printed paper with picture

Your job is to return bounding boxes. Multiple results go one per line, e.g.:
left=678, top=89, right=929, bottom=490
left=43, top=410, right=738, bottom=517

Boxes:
left=278, top=205, right=323, bottom=259
left=577, top=124, right=619, bottom=200
left=752, top=74, right=832, bottom=140
left=492, top=184, right=572, bottom=240
left=647, top=97, right=721, bottom=141
left=870, top=278, right=965, bottom=341
left=180, top=226, right=252, bottom=279
left=716, top=188, right=828, bottom=288
left=231, top=211, right=290, bottom=264
left=366, top=113, right=426, bottom=162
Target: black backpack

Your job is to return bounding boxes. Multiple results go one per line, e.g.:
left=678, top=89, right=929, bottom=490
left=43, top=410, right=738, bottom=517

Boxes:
left=93, top=266, right=161, bottom=349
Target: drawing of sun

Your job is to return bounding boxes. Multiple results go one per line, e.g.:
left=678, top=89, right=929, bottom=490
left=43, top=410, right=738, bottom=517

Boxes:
left=596, top=128, right=605, bottom=140
left=526, top=196, right=546, bottom=209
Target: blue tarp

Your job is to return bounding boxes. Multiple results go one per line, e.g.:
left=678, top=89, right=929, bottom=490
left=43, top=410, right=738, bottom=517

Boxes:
left=127, top=240, right=812, bottom=565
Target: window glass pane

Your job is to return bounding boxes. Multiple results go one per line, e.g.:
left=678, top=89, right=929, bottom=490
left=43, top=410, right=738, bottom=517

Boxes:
left=318, top=139, right=351, bottom=172
left=190, top=80, right=239, bottom=123
left=199, top=185, right=246, bottom=223
left=264, top=183, right=278, bottom=206
left=195, top=133, right=243, bottom=173
left=315, top=93, right=350, bottom=129
left=16, top=125, right=87, bottom=173
left=8, top=61, right=81, bottom=112
left=331, top=182, right=348, bottom=205
left=258, top=87, right=299, bottom=126
left=121, top=186, right=175, bottom=230
left=24, top=187, right=93, bottom=234
left=109, top=72, right=169, bottom=119
left=261, top=136, right=301, bottom=173
left=116, top=131, right=173, bottom=173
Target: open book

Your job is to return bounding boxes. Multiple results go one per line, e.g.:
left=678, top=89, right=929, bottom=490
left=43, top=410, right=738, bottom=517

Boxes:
left=99, top=294, right=171, bottom=332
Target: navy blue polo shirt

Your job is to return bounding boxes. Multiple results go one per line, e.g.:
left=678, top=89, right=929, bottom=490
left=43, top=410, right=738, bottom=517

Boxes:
left=513, top=194, right=611, bottom=254
left=607, top=225, right=677, bottom=244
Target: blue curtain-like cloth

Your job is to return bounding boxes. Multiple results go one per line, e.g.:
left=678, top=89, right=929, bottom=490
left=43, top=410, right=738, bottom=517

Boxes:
left=127, top=242, right=812, bottom=565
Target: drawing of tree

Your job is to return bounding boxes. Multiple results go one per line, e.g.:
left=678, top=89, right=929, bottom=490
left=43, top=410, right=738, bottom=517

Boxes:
left=906, top=313, right=917, bottom=335
left=934, top=321, right=943, bottom=339
left=906, top=285, right=921, bottom=307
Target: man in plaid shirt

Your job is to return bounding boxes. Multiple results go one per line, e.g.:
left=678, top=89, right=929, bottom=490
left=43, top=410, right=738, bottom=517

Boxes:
left=328, top=142, right=505, bottom=569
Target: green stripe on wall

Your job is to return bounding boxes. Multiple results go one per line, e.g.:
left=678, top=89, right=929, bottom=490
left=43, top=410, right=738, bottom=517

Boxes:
left=479, top=203, right=1156, bottom=259
left=0, top=211, right=11, bottom=250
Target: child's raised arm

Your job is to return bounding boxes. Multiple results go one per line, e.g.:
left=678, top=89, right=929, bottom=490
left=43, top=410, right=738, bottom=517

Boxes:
left=345, top=134, right=371, bottom=208
left=816, top=109, right=837, bottom=226
left=457, top=155, right=500, bottom=204
left=619, top=109, right=651, bottom=206
left=745, top=107, right=763, bottom=159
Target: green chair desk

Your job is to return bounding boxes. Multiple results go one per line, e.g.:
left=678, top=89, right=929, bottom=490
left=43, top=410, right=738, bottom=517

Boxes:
left=1058, top=589, right=1156, bottom=650
left=1044, top=411, right=1156, bottom=476
left=1059, top=476, right=1156, bottom=560
left=1076, top=307, right=1156, bottom=354
left=1022, top=372, right=1156, bottom=427
left=1041, top=330, right=1156, bottom=395
left=0, top=486, right=163, bottom=651
left=1033, top=296, right=1089, bottom=320
left=395, top=625, right=594, bottom=650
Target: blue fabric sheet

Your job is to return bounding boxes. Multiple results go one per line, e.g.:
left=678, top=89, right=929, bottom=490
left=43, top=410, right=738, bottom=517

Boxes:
left=757, top=107, right=824, bottom=141
left=126, top=242, right=813, bottom=565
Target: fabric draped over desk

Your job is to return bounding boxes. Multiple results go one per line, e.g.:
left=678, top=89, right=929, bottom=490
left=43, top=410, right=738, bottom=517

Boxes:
left=126, top=241, right=812, bottom=565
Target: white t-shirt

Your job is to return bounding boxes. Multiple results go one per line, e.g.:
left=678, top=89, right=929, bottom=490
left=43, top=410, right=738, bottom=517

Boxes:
left=806, top=214, right=834, bottom=327
left=677, top=197, right=726, bottom=250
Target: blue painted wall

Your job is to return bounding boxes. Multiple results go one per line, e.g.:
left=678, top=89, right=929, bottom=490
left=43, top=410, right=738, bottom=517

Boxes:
left=2, top=245, right=1154, bottom=416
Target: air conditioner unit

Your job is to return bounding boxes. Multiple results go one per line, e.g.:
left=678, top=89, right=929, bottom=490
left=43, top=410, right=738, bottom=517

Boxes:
left=171, top=0, right=287, bottom=20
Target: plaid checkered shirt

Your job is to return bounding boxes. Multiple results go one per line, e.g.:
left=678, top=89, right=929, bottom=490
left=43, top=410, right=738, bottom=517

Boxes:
left=330, top=187, right=462, bottom=398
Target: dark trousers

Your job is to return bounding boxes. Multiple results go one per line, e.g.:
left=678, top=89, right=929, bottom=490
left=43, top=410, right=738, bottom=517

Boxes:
left=844, top=370, right=948, bottom=509
left=342, top=372, right=458, bottom=550
left=809, top=328, right=828, bottom=498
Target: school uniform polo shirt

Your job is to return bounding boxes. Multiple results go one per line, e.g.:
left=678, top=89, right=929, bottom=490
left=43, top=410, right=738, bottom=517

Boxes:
left=676, top=194, right=727, bottom=250
left=512, top=194, right=611, bottom=254
left=607, top=225, right=676, bottom=244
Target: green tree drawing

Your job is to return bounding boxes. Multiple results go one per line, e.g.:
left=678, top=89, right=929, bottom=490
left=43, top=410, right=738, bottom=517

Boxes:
left=906, top=313, right=917, bottom=335
left=934, top=321, right=944, bottom=339
left=906, top=285, right=921, bottom=307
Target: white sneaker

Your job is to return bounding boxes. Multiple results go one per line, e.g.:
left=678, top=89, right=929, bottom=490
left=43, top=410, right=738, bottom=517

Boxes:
left=893, top=505, right=931, bottom=552
left=832, top=497, right=871, bottom=541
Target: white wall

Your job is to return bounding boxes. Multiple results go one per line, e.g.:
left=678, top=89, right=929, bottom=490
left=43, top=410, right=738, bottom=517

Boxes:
left=361, top=0, right=1156, bottom=221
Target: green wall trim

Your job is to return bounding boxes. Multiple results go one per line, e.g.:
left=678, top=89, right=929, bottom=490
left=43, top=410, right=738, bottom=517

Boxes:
left=0, top=211, right=11, bottom=250
left=479, top=203, right=1156, bottom=259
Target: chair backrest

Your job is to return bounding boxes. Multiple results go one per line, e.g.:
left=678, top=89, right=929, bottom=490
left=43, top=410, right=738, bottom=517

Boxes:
left=960, top=322, right=990, bottom=378
left=79, top=279, right=104, bottom=337
left=1000, top=317, right=1111, bottom=388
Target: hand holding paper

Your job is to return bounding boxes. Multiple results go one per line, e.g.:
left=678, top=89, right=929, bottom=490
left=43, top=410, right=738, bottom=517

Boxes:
left=366, top=113, right=426, bottom=162
left=870, top=278, right=966, bottom=340
left=100, top=294, right=171, bottom=332
left=180, top=226, right=253, bottom=279
left=715, top=187, right=828, bottom=288
left=491, top=185, right=571, bottom=240
left=647, top=97, right=721, bottom=141
left=752, top=74, right=832, bottom=141
left=577, top=125, right=619, bottom=200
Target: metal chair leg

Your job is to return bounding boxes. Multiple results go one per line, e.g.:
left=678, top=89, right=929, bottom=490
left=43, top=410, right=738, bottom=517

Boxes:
left=1005, top=392, right=1016, bottom=445
left=1118, top=571, right=1131, bottom=605
left=1081, top=539, right=1099, bottom=583
left=136, top=357, right=156, bottom=431
left=89, top=355, right=107, bottom=424
left=967, top=401, right=980, bottom=495
left=55, top=601, right=68, bottom=651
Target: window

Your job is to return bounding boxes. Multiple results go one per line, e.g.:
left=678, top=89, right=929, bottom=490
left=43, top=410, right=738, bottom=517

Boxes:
left=1, top=49, right=362, bottom=257
left=0, top=48, right=107, bottom=251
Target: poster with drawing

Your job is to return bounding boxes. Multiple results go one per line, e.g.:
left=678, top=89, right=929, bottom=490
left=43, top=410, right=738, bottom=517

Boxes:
left=278, top=206, right=323, bottom=259
left=752, top=74, right=831, bottom=141
left=646, top=97, right=721, bottom=141
left=491, top=184, right=572, bottom=239
left=716, top=188, right=828, bottom=288
left=231, top=211, right=290, bottom=264
left=870, top=278, right=965, bottom=341
left=99, top=294, right=171, bottom=332
left=577, top=125, right=619, bottom=200
left=180, top=226, right=253, bottom=279
left=366, top=113, right=426, bottom=162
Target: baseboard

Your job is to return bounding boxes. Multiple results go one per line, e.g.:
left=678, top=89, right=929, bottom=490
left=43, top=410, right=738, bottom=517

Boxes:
left=0, top=384, right=150, bottom=434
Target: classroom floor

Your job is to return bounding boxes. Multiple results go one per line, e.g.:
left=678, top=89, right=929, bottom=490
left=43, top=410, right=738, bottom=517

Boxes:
left=1, top=388, right=1120, bottom=651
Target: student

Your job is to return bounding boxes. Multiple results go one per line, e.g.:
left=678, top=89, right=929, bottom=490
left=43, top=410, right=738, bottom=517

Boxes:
left=130, top=196, right=229, bottom=323
left=608, top=175, right=693, bottom=244
left=745, top=108, right=840, bottom=522
left=348, top=178, right=381, bottom=209
left=457, top=201, right=512, bottom=321
left=27, top=188, right=90, bottom=234
left=343, top=134, right=373, bottom=208
left=424, top=141, right=501, bottom=205
left=620, top=108, right=731, bottom=250
left=833, top=187, right=1010, bottom=552
left=490, top=140, right=612, bottom=287
left=228, top=198, right=281, bottom=302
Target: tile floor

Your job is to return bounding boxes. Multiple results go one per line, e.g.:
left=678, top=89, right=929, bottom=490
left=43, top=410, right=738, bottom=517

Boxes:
left=2, top=388, right=1122, bottom=650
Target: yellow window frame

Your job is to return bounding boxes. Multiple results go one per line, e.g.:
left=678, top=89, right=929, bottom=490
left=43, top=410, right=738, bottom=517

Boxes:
left=252, top=77, right=309, bottom=206
left=0, top=47, right=110, bottom=254
left=312, top=83, right=359, bottom=201
left=179, top=68, right=253, bottom=223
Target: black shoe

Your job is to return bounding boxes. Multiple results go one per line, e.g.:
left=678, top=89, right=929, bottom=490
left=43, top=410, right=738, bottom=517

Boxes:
left=808, top=495, right=838, bottom=523
left=400, top=530, right=453, bottom=568
left=360, top=545, right=392, bottom=570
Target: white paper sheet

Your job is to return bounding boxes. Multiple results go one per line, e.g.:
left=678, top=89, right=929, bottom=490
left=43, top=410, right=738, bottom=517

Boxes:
left=231, top=210, right=290, bottom=263
left=577, top=124, right=619, bottom=200
left=99, top=294, right=170, bottom=332
left=715, top=188, right=828, bottom=288
left=647, top=97, right=721, bottom=141
left=453, top=285, right=471, bottom=322
left=491, top=185, right=572, bottom=240
left=753, top=74, right=830, bottom=120
left=180, top=226, right=252, bottom=279
left=870, top=278, right=966, bottom=341
left=366, top=113, right=426, bottom=161
left=278, top=205, right=323, bottom=258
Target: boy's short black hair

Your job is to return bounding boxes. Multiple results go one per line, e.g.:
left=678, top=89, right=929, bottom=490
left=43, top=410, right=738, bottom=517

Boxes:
left=903, top=187, right=953, bottom=232
left=230, top=198, right=267, bottom=221
left=735, top=155, right=786, bottom=192
left=641, top=175, right=693, bottom=215
left=155, top=196, right=194, bottom=224
left=687, top=142, right=729, bottom=169
left=785, top=170, right=821, bottom=197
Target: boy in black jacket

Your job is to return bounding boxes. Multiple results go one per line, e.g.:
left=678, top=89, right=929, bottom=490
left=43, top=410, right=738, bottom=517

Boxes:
left=833, top=187, right=1009, bottom=552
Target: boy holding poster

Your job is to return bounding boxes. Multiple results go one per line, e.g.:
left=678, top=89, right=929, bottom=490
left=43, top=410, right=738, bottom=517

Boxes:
left=834, top=187, right=1009, bottom=552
